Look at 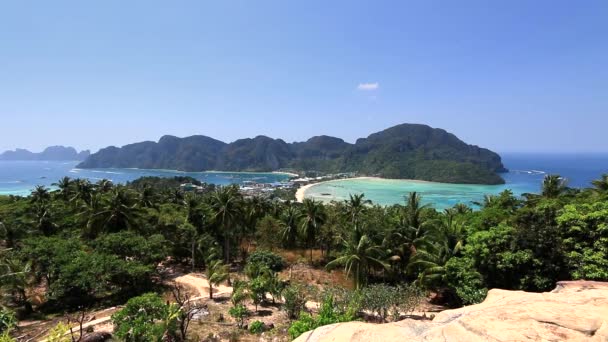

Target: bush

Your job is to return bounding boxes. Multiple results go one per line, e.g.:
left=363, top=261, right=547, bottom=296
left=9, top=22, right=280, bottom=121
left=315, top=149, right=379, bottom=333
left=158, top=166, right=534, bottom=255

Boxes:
left=288, top=294, right=357, bottom=339
left=46, top=323, right=71, bottom=342
left=228, top=304, right=248, bottom=329
left=445, top=257, right=488, bottom=305
left=359, top=284, right=424, bottom=321
left=248, top=320, right=265, bottom=334
left=283, top=284, right=308, bottom=319
left=246, top=250, right=284, bottom=272
left=111, top=293, right=178, bottom=341
left=0, top=308, right=16, bottom=334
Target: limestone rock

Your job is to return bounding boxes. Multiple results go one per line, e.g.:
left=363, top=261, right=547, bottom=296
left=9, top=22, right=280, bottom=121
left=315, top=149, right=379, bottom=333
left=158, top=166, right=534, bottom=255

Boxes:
left=294, top=281, right=608, bottom=342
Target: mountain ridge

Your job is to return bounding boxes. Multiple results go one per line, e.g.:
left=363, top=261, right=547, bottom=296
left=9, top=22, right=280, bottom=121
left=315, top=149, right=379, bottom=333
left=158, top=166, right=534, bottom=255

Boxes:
left=0, top=146, right=90, bottom=161
left=78, top=123, right=507, bottom=184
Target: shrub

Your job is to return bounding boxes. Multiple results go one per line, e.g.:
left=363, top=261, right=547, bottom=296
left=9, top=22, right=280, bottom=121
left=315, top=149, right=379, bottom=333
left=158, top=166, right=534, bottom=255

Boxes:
left=0, top=308, right=16, bottom=334
left=111, top=293, right=178, bottom=341
left=248, top=320, right=265, bottom=334
left=288, top=294, right=357, bottom=339
left=228, top=304, right=248, bottom=329
left=46, top=323, right=71, bottom=342
left=246, top=250, right=284, bottom=272
left=445, top=257, right=488, bottom=305
left=283, top=284, right=308, bottom=319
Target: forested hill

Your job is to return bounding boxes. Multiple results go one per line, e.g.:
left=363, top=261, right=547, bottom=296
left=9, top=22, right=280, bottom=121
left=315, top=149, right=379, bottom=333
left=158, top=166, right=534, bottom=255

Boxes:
left=78, top=123, right=507, bottom=184
left=0, top=146, right=90, bottom=161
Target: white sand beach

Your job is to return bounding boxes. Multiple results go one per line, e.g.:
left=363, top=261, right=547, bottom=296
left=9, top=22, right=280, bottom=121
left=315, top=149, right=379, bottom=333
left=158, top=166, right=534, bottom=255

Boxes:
left=295, top=176, right=442, bottom=202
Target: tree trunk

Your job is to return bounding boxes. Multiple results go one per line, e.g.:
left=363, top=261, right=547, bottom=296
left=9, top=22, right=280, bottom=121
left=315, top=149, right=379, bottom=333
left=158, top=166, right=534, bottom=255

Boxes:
left=209, top=283, right=213, bottom=299
left=191, top=240, right=196, bottom=272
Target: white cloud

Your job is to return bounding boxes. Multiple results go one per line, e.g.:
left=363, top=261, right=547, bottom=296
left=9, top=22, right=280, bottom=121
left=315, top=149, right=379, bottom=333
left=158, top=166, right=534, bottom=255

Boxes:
left=357, top=82, right=379, bottom=91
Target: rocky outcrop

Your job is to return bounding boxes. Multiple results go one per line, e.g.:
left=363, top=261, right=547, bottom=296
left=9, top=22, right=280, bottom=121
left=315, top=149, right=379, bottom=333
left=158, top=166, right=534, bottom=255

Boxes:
left=295, top=281, right=608, bottom=342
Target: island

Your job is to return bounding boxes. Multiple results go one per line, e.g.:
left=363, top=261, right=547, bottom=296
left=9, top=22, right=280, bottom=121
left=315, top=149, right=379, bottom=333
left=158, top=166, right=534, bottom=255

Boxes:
left=0, top=146, right=90, bottom=161
left=78, top=123, right=507, bottom=184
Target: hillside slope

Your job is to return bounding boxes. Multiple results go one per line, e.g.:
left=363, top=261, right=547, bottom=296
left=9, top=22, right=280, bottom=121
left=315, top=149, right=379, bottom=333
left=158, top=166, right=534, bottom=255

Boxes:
left=78, top=123, right=506, bottom=184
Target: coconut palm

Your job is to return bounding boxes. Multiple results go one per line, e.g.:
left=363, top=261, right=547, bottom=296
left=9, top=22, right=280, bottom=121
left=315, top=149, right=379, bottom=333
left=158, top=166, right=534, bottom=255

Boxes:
left=209, top=186, right=243, bottom=263
left=326, top=234, right=388, bottom=289
left=205, top=258, right=229, bottom=299
left=30, top=185, right=50, bottom=204
left=95, top=179, right=113, bottom=193
left=31, top=202, right=57, bottom=236
left=298, top=199, right=326, bottom=263
left=138, top=184, right=157, bottom=209
left=0, top=257, right=34, bottom=313
left=71, top=179, right=95, bottom=205
left=541, top=174, right=567, bottom=198
left=280, top=204, right=299, bottom=248
left=408, top=214, right=465, bottom=288
left=92, top=187, right=140, bottom=235
left=344, top=193, right=371, bottom=232
left=591, top=174, right=608, bottom=193
left=52, top=177, right=73, bottom=201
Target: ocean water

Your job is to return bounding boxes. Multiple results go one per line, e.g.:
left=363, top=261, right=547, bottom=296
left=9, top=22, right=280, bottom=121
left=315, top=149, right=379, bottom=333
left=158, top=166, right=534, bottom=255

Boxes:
left=303, top=153, right=608, bottom=209
left=0, top=161, right=290, bottom=196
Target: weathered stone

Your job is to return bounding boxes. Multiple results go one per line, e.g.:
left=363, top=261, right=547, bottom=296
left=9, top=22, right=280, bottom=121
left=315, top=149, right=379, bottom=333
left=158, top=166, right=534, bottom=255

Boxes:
left=295, top=281, right=608, bottom=342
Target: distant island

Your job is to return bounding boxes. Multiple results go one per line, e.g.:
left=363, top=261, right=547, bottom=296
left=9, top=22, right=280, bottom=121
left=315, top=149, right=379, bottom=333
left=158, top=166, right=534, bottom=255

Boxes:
left=78, top=123, right=507, bottom=184
left=0, top=146, right=90, bottom=161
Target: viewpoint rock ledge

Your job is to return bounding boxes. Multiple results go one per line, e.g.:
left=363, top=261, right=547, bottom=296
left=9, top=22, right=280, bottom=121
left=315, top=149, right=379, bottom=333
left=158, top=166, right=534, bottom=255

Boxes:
left=294, top=281, right=608, bottom=342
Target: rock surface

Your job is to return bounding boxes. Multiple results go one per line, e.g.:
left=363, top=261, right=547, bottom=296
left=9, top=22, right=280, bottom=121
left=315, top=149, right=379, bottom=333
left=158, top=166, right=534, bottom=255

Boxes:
left=294, top=281, right=608, bottom=342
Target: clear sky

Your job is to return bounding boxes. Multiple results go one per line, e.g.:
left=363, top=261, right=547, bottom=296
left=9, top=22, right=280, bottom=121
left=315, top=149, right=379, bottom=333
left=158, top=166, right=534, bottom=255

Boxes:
left=1, top=0, right=607, bottom=154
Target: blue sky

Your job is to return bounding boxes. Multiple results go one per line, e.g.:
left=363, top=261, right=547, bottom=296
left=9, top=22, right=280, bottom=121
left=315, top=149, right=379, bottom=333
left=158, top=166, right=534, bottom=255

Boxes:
left=1, top=1, right=606, bottom=153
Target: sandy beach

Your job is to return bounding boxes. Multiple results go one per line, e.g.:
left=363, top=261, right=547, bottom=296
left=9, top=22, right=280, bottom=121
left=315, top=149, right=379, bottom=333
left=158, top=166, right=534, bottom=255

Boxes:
left=294, top=176, right=437, bottom=202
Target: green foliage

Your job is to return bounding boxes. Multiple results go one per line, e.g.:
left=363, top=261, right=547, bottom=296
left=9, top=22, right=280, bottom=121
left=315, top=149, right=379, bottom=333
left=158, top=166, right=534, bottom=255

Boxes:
left=282, top=284, right=308, bottom=320
left=0, top=308, right=16, bottom=334
left=360, top=284, right=424, bottom=321
left=46, top=322, right=71, bottom=342
left=248, top=320, right=265, bottom=334
left=79, top=123, right=506, bottom=184
left=288, top=295, right=357, bottom=340
left=112, top=293, right=178, bottom=341
left=444, top=257, right=487, bottom=305
left=228, top=304, right=248, bottom=329
left=246, top=250, right=285, bottom=272
left=0, top=332, right=15, bottom=342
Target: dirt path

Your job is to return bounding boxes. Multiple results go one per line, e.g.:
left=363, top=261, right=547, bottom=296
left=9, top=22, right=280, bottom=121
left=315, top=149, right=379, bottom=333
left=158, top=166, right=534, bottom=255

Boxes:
left=173, top=273, right=233, bottom=299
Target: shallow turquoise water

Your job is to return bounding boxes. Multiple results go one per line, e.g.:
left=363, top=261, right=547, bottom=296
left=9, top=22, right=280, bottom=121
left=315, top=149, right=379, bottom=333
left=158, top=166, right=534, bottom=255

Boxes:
left=0, top=161, right=290, bottom=196
left=303, top=177, right=537, bottom=209
left=303, top=153, right=608, bottom=209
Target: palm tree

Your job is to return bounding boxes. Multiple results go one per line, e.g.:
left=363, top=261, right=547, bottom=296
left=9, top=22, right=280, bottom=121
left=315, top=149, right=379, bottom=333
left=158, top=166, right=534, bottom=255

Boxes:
left=280, top=204, right=299, bottom=248
left=0, top=257, right=34, bottom=313
left=401, top=192, right=428, bottom=232
left=92, top=187, right=140, bottom=235
left=326, top=234, right=388, bottom=289
left=30, top=185, right=50, bottom=204
left=95, top=179, right=113, bottom=193
left=299, top=199, right=326, bottom=263
left=72, top=179, right=95, bottom=205
left=408, top=213, right=465, bottom=289
left=205, top=258, right=229, bottom=299
left=452, top=203, right=472, bottom=215
left=541, top=174, right=567, bottom=198
left=138, top=184, right=157, bottom=209
left=591, top=174, right=608, bottom=193
left=79, top=193, right=106, bottom=239
left=344, top=193, right=371, bottom=231
left=209, top=186, right=243, bottom=263
left=31, top=202, right=57, bottom=236
left=52, top=177, right=73, bottom=201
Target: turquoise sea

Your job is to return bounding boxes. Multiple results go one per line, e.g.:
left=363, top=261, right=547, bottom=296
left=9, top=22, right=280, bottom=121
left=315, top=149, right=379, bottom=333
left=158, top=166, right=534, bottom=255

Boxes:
left=303, top=153, right=608, bottom=209
left=0, top=153, right=606, bottom=209
left=0, top=161, right=290, bottom=197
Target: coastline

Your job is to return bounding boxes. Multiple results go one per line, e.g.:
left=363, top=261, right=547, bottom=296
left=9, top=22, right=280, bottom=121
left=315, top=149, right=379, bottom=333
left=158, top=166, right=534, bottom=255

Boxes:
left=295, top=176, right=439, bottom=202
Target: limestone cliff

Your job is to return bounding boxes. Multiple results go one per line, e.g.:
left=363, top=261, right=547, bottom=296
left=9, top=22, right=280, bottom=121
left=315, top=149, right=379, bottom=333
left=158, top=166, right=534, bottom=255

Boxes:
left=295, top=281, right=608, bottom=342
